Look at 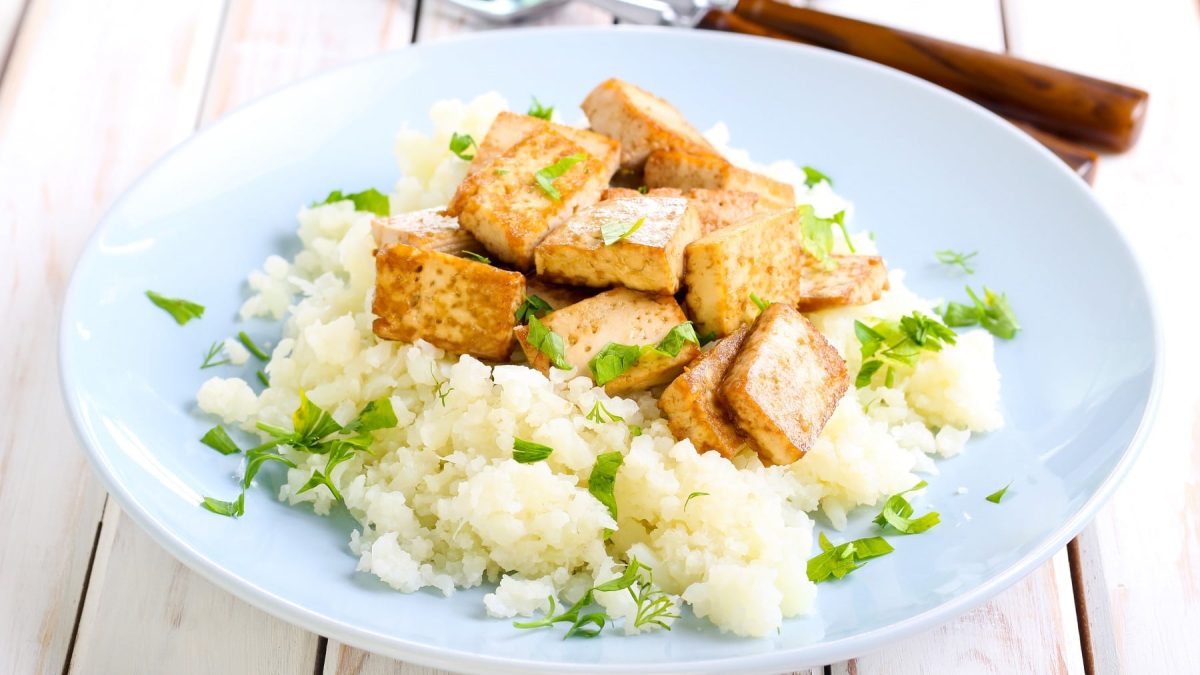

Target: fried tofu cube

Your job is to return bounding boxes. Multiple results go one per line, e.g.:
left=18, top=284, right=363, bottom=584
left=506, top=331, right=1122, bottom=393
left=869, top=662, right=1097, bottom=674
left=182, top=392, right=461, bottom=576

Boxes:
left=447, top=129, right=613, bottom=269
left=796, top=255, right=890, bottom=312
left=719, top=304, right=849, bottom=465
left=371, top=208, right=485, bottom=256
left=372, top=244, right=525, bottom=361
left=603, top=187, right=758, bottom=235
left=581, top=78, right=718, bottom=170
left=514, top=288, right=699, bottom=395
left=468, top=111, right=621, bottom=178
left=683, top=208, right=806, bottom=337
left=533, top=195, right=701, bottom=294
left=644, top=150, right=795, bottom=211
left=658, top=327, right=756, bottom=459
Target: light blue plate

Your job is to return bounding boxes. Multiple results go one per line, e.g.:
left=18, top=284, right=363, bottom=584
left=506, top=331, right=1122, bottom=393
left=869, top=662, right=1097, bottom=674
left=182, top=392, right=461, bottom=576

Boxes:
left=60, top=27, right=1161, bottom=673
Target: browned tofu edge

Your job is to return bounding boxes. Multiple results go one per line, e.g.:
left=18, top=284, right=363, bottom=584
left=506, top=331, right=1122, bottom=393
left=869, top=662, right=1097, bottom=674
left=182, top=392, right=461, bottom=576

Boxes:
left=796, top=255, right=890, bottom=312
left=658, top=326, right=755, bottom=458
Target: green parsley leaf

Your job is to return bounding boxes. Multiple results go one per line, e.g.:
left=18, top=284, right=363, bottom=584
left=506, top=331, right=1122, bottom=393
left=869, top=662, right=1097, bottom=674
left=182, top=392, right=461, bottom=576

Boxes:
left=256, top=370, right=270, bottom=387
left=636, top=185, right=649, bottom=195
left=684, top=491, right=709, bottom=509
left=588, top=451, right=624, bottom=531
left=238, top=331, right=270, bottom=361
left=698, top=330, right=718, bottom=346
left=449, top=132, right=477, bottom=160
left=343, top=398, right=398, bottom=434
left=527, top=96, right=554, bottom=120
left=798, top=204, right=837, bottom=266
left=515, top=294, right=553, bottom=324
left=802, top=165, right=833, bottom=187
left=855, top=359, right=884, bottom=388
left=873, top=480, right=940, bottom=534
left=854, top=313, right=957, bottom=388
left=628, top=424, right=642, bottom=437
left=626, top=562, right=679, bottom=630
left=200, top=425, right=241, bottom=456
left=426, top=365, right=452, bottom=407
left=600, top=217, right=646, bottom=246
left=750, top=293, right=770, bottom=313
left=593, top=559, right=643, bottom=593
left=588, top=342, right=642, bottom=385
left=527, top=315, right=571, bottom=370
left=585, top=401, right=623, bottom=424
left=935, top=249, right=978, bottom=274
left=146, top=290, right=204, bottom=325
left=986, top=482, right=1012, bottom=504
left=832, top=210, right=855, bottom=253
left=939, top=286, right=1019, bottom=339
left=534, top=153, right=587, bottom=201
left=653, top=322, right=699, bottom=358
left=315, top=188, right=390, bottom=216
left=513, top=438, right=554, bottom=463
left=807, top=532, right=894, bottom=583
left=201, top=495, right=243, bottom=518
left=940, top=301, right=980, bottom=327
left=200, top=341, right=231, bottom=369
left=460, top=250, right=491, bottom=264
left=242, top=445, right=295, bottom=490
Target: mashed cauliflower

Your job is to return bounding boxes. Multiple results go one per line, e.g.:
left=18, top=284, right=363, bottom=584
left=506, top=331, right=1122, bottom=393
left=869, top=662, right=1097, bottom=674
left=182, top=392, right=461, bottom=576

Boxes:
left=196, top=94, right=1003, bottom=638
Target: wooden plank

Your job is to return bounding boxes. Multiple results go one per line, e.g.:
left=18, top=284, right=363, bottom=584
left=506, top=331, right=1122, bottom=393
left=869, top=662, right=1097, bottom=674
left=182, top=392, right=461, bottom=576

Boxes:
left=0, top=1, right=227, bottom=672
left=1003, top=0, right=1200, bottom=671
left=416, top=0, right=611, bottom=42
left=323, top=641, right=452, bottom=675
left=64, top=0, right=420, bottom=671
left=68, top=504, right=320, bottom=673
left=0, top=0, right=28, bottom=77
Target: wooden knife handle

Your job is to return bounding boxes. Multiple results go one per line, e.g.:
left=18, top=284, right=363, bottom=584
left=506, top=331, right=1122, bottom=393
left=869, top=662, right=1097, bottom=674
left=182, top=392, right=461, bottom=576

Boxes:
left=698, top=11, right=1100, bottom=183
left=725, top=1, right=1148, bottom=151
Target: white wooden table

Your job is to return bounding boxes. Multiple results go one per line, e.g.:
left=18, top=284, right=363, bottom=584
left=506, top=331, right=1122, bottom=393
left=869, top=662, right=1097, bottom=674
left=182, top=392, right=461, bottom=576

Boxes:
left=1, top=0, right=1196, bottom=672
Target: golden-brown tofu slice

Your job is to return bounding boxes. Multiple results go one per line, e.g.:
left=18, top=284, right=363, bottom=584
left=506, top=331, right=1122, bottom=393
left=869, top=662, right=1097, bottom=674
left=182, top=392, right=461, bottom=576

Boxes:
left=514, top=288, right=699, bottom=395
left=533, top=195, right=701, bottom=294
left=719, top=304, right=849, bottom=465
left=468, top=111, right=621, bottom=178
left=371, top=208, right=485, bottom=255
left=658, top=327, right=756, bottom=459
left=581, top=78, right=717, bottom=170
left=372, top=244, right=525, bottom=361
left=683, top=208, right=806, bottom=337
left=602, top=187, right=758, bottom=235
left=644, top=150, right=795, bottom=211
left=796, top=255, right=890, bottom=312
left=447, top=129, right=613, bottom=270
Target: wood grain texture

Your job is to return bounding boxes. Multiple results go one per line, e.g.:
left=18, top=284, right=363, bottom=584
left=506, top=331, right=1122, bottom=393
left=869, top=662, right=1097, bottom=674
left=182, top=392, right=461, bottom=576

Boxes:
left=1005, top=0, right=1200, bottom=671
left=0, top=0, right=28, bottom=77
left=0, top=1, right=225, bottom=673
left=323, top=641, right=453, bottom=675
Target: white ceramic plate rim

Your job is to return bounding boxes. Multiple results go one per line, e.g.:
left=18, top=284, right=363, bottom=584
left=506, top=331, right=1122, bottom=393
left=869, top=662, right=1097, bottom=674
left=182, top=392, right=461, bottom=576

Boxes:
left=60, top=26, right=1164, bottom=674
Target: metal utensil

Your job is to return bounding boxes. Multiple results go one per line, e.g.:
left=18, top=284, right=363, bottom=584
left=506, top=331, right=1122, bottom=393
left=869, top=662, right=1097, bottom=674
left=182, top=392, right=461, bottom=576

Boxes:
left=446, top=0, right=733, bottom=26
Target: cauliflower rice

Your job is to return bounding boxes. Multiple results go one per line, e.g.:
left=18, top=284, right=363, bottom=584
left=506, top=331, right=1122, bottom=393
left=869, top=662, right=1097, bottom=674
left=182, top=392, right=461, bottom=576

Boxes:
left=196, top=93, right=1002, bottom=638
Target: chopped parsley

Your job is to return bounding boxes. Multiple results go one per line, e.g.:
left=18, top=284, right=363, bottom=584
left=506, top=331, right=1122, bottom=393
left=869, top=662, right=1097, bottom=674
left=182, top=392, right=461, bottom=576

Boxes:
left=628, top=425, right=643, bottom=437
left=588, top=343, right=642, bottom=386
left=802, top=165, right=833, bottom=187
left=585, top=401, right=623, bottom=424
left=873, top=481, right=940, bottom=534
left=534, top=153, right=587, bottom=201
left=513, top=438, right=554, bottom=463
left=698, top=329, right=718, bottom=346
left=430, top=365, right=452, bottom=406
left=935, top=249, right=978, bottom=274
left=600, top=217, right=645, bottom=245
left=146, top=290, right=204, bottom=325
left=200, top=425, right=241, bottom=456
left=238, top=331, right=269, bottom=361
left=832, top=210, right=854, bottom=252
left=636, top=185, right=649, bottom=195
left=939, top=286, right=1020, bottom=339
left=750, top=293, right=770, bottom=313
left=854, top=312, right=957, bottom=388
left=986, top=482, right=1012, bottom=504
left=527, top=96, right=554, bottom=120
left=200, top=341, right=231, bottom=369
left=683, top=491, right=709, bottom=510
left=494, top=168, right=510, bottom=176
left=588, top=451, right=624, bottom=537
left=201, top=496, right=243, bottom=517
left=654, top=322, right=700, bottom=357
left=514, top=558, right=676, bottom=638
left=314, top=188, right=390, bottom=216
left=806, top=532, right=894, bottom=583
left=460, top=250, right=491, bottom=264
left=526, top=315, right=571, bottom=370
left=256, top=370, right=270, bottom=387
left=515, top=294, right=553, bottom=324
left=797, top=204, right=847, bottom=266
left=449, top=132, right=477, bottom=160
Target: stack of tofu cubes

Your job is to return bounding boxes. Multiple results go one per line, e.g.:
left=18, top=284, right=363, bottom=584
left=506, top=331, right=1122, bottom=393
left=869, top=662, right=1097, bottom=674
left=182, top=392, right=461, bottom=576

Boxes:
left=371, top=79, right=891, bottom=466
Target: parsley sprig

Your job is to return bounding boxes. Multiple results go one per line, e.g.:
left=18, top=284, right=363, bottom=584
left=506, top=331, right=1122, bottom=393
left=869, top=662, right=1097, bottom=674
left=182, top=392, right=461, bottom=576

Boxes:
left=939, top=286, right=1020, bottom=339
left=515, top=294, right=553, bottom=324
left=449, top=132, right=477, bottom=161
left=873, top=481, right=940, bottom=534
left=146, top=290, right=204, bottom=325
left=585, top=401, right=623, bottom=424
left=586, top=323, right=699, bottom=386
left=854, top=312, right=957, bottom=388
left=526, top=315, right=571, bottom=370
left=534, top=153, right=587, bottom=202
left=600, top=217, right=645, bottom=246
left=527, top=96, right=554, bottom=120
left=514, top=558, right=677, bottom=638
left=588, top=451, right=624, bottom=539
left=986, top=482, right=1012, bottom=504
left=798, top=205, right=851, bottom=264
left=314, top=188, right=390, bottom=216
left=513, top=438, right=554, bottom=463
left=934, top=249, right=978, bottom=274
left=807, top=532, right=894, bottom=583
left=200, top=341, right=231, bottom=369
left=802, top=165, right=833, bottom=187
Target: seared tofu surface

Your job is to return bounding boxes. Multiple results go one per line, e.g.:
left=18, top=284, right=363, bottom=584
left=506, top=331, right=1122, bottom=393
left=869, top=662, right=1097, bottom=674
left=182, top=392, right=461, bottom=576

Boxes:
left=796, top=255, right=889, bottom=312
left=371, top=208, right=485, bottom=255
left=447, top=128, right=612, bottom=270
left=719, top=304, right=848, bottom=465
left=372, top=244, right=525, bottom=361
left=514, top=287, right=699, bottom=395
left=658, top=327, right=755, bottom=459
left=533, top=195, right=701, bottom=294
left=468, top=111, right=621, bottom=178
left=602, top=187, right=757, bottom=235
left=581, top=78, right=717, bottom=170
left=683, top=208, right=806, bottom=337
left=644, top=150, right=795, bottom=212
